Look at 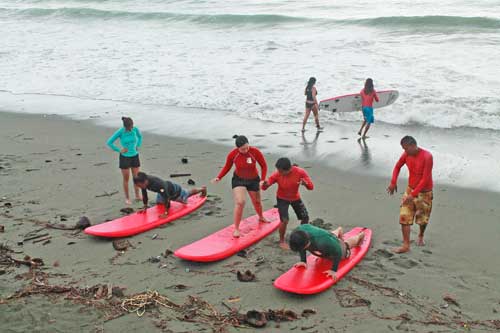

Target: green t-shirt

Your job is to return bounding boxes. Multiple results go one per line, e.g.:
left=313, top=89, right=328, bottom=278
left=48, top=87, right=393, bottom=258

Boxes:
left=295, top=224, right=343, bottom=271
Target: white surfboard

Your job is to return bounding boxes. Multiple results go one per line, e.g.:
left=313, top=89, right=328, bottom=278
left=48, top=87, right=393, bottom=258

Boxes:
left=319, top=90, right=399, bottom=113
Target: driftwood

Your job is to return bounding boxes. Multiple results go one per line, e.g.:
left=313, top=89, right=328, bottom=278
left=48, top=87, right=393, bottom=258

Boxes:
left=170, top=173, right=192, bottom=178
left=33, top=236, right=52, bottom=244
left=95, top=191, right=119, bottom=198
left=23, top=233, right=49, bottom=242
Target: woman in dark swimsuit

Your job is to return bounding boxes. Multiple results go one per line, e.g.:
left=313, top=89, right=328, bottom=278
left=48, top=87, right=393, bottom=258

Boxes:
left=302, top=77, right=322, bottom=132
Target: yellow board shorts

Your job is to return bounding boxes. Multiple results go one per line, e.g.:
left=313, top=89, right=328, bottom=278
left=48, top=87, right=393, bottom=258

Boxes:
left=399, top=187, right=433, bottom=226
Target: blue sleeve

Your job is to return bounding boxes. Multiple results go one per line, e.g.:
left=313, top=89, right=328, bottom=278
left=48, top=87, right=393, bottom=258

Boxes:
left=106, top=128, right=122, bottom=153
left=135, top=128, right=143, bottom=148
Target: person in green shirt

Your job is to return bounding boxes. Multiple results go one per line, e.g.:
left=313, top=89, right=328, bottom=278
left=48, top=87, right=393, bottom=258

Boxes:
left=289, top=224, right=365, bottom=281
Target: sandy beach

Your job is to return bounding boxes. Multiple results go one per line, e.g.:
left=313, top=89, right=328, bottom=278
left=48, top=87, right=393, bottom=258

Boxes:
left=1, top=111, right=499, bottom=332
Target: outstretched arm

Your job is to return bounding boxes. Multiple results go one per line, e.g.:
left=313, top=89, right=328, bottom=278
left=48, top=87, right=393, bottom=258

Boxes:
left=261, top=172, right=277, bottom=191
left=254, top=149, right=268, bottom=181
left=300, top=169, right=314, bottom=190
left=216, top=150, right=236, bottom=180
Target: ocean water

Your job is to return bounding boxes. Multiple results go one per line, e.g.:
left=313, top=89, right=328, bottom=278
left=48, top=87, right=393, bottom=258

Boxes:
left=1, top=0, right=500, bottom=190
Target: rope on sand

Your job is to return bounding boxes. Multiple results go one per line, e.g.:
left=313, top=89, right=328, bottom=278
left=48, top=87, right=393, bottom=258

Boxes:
left=121, top=290, right=179, bottom=317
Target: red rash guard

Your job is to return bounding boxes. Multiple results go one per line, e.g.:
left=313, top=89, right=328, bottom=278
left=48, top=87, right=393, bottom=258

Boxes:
left=262, top=166, right=314, bottom=201
left=391, top=148, right=433, bottom=197
left=360, top=89, right=379, bottom=107
left=217, top=147, right=267, bottom=180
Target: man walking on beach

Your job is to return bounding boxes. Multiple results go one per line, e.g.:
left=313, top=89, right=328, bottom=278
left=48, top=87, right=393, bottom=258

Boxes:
left=387, top=136, right=433, bottom=254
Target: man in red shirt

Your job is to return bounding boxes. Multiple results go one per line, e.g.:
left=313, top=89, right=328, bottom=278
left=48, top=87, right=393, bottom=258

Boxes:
left=387, top=136, right=433, bottom=254
left=262, top=157, right=314, bottom=249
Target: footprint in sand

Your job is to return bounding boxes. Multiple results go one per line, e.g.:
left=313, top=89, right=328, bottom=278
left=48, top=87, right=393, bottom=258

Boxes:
left=327, top=140, right=336, bottom=143
left=340, top=137, right=349, bottom=140
left=422, top=249, right=432, bottom=254
left=216, top=138, right=231, bottom=142
left=254, top=134, right=266, bottom=137
left=277, top=145, right=293, bottom=148
left=374, top=248, right=394, bottom=258
left=391, top=257, right=419, bottom=269
left=382, top=239, right=401, bottom=246
left=270, top=132, right=280, bottom=135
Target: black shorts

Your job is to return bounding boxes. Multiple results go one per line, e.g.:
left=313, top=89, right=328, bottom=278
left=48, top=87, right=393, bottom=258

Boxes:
left=119, top=154, right=140, bottom=169
left=231, top=174, right=260, bottom=192
left=276, top=198, right=309, bottom=222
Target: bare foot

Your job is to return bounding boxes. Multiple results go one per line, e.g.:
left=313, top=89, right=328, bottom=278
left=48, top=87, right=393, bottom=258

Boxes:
left=233, top=229, right=240, bottom=238
left=125, top=199, right=131, bottom=205
left=259, top=217, right=271, bottom=223
left=331, top=227, right=343, bottom=239
left=417, top=236, right=425, bottom=246
left=200, top=186, right=207, bottom=197
left=356, top=231, right=365, bottom=246
left=357, top=131, right=362, bottom=136
left=279, top=242, right=290, bottom=250
left=392, top=246, right=410, bottom=254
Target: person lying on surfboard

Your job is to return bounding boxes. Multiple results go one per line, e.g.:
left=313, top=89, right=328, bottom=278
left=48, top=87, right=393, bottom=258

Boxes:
left=261, top=157, right=314, bottom=250
left=289, top=224, right=365, bottom=281
left=133, top=172, right=207, bottom=218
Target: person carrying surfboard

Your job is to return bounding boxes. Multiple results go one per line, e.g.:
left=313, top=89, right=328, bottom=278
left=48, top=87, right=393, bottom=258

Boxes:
left=211, top=135, right=268, bottom=238
left=106, top=117, right=143, bottom=205
left=261, top=157, right=314, bottom=250
left=302, top=77, right=322, bottom=132
left=289, top=224, right=365, bottom=281
left=358, top=78, right=379, bottom=138
left=387, top=136, right=433, bottom=254
left=134, top=172, right=207, bottom=219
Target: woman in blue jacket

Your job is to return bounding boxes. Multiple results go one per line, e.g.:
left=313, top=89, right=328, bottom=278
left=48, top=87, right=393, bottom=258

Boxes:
left=106, top=117, right=143, bottom=205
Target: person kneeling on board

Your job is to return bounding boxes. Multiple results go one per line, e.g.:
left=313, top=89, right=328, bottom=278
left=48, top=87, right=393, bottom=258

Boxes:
left=289, top=224, right=365, bottom=280
left=133, top=172, right=207, bottom=218
left=261, top=157, right=314, bottom=250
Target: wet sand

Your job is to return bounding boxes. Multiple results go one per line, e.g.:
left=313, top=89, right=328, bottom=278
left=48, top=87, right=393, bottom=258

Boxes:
left=1, top=111, right=499, bottom=332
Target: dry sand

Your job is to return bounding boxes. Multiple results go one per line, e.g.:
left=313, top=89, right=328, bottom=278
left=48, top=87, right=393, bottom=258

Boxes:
left=1, top=111, right=499, bottom=332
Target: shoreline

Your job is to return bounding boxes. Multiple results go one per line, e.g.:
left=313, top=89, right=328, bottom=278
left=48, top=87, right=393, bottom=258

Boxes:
left=1, top=111, right=499, bottom=332
left=2, top=90, right=500, bottom=193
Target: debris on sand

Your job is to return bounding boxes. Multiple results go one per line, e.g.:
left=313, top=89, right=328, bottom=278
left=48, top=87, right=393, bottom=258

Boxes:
left=112, top=239, right=130, bottom=251
left=443, top=294, right=460, bottom=307
left=311, top=218, right=332, bottom=230
left=76, top=216, right=91, bottom=229
left=236, top=270, right=256, bottom=282
left=245, top=310, right=267, bottom=327
left=120, top=207, right=134, bottom=214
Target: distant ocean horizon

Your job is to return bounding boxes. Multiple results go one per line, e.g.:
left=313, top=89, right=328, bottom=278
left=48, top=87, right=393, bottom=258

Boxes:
left=1, top=0, right=499, bottom=130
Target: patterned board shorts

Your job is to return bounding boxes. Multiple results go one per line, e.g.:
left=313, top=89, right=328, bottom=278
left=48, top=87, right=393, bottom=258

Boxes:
left=399, top=187, right=433, bottom=225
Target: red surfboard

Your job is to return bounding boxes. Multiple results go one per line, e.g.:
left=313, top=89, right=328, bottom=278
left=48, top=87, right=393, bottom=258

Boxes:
left=274, top=227, right=372, bottom=294
left=84, top=194, right=207, bottom=238
left=174, top=208, right=280, bottom=262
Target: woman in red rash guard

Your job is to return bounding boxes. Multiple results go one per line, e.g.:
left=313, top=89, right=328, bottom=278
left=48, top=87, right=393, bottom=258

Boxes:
left=211, top=135, right=268, bottom=237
